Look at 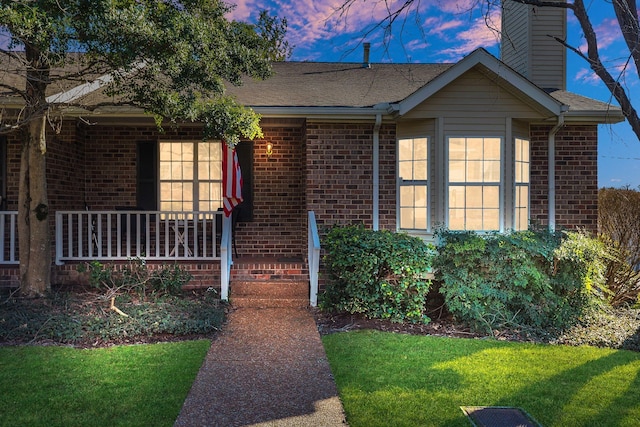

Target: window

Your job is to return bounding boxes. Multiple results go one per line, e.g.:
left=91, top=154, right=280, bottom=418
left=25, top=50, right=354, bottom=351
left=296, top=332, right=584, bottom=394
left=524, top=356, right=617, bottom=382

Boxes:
left=514, top=137, right=530, bottom=231
left=159, top=141, right=222, bottom=212
left=448, top=137, right=501, bottom=231
left=398, top=137, right=428, bottom=231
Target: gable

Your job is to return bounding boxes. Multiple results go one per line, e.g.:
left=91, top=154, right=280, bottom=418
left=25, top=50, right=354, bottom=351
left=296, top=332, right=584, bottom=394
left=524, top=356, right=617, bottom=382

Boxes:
left=401, top=67, right=553, bottom=121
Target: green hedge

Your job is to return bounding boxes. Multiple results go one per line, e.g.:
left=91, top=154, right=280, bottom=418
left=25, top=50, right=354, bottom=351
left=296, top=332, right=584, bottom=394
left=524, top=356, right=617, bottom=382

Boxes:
left=320, top=225, right=436, bottom=324
left=434, top=229, right=604, bottom=334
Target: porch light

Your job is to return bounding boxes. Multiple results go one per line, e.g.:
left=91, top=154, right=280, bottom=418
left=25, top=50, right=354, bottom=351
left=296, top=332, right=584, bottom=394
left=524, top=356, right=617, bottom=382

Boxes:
left=266, top=142, right=273, bottom=158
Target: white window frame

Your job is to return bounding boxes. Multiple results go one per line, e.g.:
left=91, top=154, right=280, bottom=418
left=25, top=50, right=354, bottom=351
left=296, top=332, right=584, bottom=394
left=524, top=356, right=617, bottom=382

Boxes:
left=397, top=137, right=430, bottom=233
left=158, top=140, right=223, bottom=214
left=445, top=136, right=504, bottom=232
left=514, top=137, right=530, bottom=231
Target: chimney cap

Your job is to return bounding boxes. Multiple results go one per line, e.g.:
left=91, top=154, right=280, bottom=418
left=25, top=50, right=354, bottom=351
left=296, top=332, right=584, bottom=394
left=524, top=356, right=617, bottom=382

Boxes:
left=363, top=42, right=371, bottom=68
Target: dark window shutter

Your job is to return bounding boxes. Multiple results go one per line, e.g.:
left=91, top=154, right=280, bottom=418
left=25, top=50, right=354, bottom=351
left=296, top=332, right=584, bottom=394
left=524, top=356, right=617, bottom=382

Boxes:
left=137, top=142, right=157, bottom=210
left=235, top=141, right=253, bottom=222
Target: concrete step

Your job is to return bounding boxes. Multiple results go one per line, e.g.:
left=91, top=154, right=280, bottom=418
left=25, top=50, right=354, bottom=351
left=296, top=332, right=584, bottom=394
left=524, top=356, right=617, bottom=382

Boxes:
left=230, top=280, right=309, bottom=308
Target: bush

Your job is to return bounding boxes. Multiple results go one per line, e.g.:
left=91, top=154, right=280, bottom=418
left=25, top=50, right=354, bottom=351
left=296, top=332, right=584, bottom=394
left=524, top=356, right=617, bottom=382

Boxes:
left=434, top=229, right=604, bottom=334
left=320, top=225, right=436, bottom=324
left=78, top=258, right=192, bottom=299
left=599, top=188, right=640, bottom=306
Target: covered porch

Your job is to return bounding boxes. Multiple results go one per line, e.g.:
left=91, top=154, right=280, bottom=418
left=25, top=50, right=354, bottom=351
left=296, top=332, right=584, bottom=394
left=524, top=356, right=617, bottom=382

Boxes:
left=0, top=209, right=320, bottom=305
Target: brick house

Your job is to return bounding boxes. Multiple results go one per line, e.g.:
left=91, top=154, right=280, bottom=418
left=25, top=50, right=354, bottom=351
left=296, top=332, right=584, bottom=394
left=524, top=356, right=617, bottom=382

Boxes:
left=0, top=5, right=625, bottom=304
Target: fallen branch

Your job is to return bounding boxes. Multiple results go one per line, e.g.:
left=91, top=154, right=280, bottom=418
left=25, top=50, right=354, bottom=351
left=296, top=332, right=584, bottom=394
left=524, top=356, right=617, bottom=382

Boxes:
left=110, top=297, right=129, bottom=317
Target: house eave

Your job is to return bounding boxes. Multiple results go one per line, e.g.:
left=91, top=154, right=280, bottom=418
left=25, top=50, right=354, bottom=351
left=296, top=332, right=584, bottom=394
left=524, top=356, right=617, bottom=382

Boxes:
left=563, top=110, right=625, bottom=124
left=251, top=105, right=394, bottom=121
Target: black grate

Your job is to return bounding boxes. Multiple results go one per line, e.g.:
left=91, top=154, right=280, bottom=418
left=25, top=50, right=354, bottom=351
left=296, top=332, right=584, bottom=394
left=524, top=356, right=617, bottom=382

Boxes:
left=461, top=406, right=542, bottom=427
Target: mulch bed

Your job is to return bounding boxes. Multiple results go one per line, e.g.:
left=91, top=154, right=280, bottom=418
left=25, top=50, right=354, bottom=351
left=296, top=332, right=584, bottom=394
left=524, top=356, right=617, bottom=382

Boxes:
left=313, top=309, right=486, bottom=339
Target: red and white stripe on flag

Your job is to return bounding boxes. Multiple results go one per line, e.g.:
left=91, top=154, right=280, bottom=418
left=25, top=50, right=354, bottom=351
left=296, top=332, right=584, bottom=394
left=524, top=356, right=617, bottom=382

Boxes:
left=222, top=142, right=243, bottom=217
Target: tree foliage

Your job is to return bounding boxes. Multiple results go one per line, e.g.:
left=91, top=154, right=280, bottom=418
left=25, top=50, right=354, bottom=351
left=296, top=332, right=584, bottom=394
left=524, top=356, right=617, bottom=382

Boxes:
left=1, top=0, right=291, bottom=144
left=0, top=0, right=290, bottom=296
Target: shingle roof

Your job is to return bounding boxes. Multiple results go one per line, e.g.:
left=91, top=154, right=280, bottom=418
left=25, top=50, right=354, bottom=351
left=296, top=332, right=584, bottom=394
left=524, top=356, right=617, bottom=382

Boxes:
left=225, top=61, right=454, bottom=108
left=549, top=89, right=622, bottom=115
left=0, top=53, right=623, bottom=121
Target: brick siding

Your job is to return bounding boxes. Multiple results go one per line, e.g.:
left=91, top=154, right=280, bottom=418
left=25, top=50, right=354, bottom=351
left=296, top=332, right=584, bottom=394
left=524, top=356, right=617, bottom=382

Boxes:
left=1, top=118, right=599, bottom=289
left=530, top=124, right=599, bottom=232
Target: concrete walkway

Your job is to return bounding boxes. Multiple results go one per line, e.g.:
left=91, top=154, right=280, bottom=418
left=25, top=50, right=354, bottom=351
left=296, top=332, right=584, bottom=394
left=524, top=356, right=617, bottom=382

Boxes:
left=174, top=307, right=348, bottom=427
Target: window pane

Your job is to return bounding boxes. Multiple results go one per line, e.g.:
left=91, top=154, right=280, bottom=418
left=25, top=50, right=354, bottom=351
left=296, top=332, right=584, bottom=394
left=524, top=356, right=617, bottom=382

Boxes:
left=414, top=138, right=427, bottom=159
left=484, top=160, right=501, bottom=182
left=400, top=186, right=414, bottom=206
left=415, top=185, right=427, bottom=207
left=484, top=138, right=501, bottom=160
left=467, top=138, right=483, bottom=161
left=399, top=139, right=412, bottom=161
left=449, top=160, right=466, bottom=182
left=483, top=209, right=500, bottom=230
left=484, top=186, right=500, bottom=209
left=516, top=161, right=529, bottom=184
left=516, top=138, right=530, bottom=163
left=414, top=159, right=427, bottom=180
left=182, top=162, right=193, bottom=180
left=449, top=209, right=465, bottom=230
left=467, top=210, right=484, bottom=230
left=400, top=207, right=414, bottom=229
left=414, top=208, right=427, bottom=229
left=449, top=186, right=465, bottom=209
left=467, top=161, right=483, bottom=182
left=399, top=162, right=412, bottom=180
left=449, top=138, right=466, bottom=160
left=466, top=188, right=483, bottom=208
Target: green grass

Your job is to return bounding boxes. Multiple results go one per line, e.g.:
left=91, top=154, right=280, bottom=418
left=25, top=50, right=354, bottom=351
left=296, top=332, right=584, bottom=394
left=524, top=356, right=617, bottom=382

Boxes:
left=0, top=340, right=210, bottom=427
left=323, top=331, right=640, bottom=427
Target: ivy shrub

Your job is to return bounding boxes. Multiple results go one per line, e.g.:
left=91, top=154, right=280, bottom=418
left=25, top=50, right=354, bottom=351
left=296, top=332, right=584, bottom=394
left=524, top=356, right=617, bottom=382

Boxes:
left=320, top=225, right=436, bottom=324
left=434, top=229, right=605, bottom=334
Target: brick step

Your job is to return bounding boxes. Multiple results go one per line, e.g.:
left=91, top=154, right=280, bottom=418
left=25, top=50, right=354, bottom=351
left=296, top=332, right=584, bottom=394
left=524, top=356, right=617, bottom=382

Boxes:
left=231, top=257, right=308, bottom=282
left=230, top=280, right=309, bottom=308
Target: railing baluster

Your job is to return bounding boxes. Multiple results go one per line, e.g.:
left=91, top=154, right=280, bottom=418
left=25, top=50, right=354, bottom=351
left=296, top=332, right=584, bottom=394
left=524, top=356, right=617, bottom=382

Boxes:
left=41, top=210, right=223, bottom=264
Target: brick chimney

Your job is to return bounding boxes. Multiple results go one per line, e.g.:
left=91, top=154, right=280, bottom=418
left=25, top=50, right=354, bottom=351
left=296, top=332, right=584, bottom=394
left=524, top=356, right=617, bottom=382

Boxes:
left=501, top=0, right=567, bottom=91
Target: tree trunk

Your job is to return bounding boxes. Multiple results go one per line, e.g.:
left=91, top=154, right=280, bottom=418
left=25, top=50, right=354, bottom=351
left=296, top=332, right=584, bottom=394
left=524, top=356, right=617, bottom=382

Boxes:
left=18, top=115, right=51, bottom=297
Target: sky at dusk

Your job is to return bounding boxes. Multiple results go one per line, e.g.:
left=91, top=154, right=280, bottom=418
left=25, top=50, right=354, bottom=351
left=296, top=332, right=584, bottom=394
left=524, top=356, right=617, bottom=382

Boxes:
left=228, top=0, right=640, bottom=189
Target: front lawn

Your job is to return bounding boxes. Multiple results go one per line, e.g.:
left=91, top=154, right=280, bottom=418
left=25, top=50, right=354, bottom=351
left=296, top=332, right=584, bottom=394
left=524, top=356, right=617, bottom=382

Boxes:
left=0, top=340, right=210, bottom=427
left=323, top=330, right=640, bottom=427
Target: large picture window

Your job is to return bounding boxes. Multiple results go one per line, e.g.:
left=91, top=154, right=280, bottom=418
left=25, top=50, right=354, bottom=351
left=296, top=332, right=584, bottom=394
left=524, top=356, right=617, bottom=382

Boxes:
left=514, top=137, right=530, bottom=231
left=159, top=141, right=222, bottom=212
left=398, top=137, right=428, bottom=231
left=448, top=137, right=501, bottom=231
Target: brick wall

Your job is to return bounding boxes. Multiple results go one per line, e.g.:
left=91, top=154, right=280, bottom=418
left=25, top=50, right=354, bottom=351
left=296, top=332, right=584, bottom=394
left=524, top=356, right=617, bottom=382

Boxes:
left=306, top=122, right=377, bottom=228
left=378, top=123, right=398, bottom=230
left=238, top=120, right=306, bottom=258
left=530, top=124, right=599, bottom=232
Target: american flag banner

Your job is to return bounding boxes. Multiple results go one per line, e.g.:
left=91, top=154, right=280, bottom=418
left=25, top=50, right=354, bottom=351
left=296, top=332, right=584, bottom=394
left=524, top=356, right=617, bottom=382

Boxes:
left=222, top=142, right=243, bottom=217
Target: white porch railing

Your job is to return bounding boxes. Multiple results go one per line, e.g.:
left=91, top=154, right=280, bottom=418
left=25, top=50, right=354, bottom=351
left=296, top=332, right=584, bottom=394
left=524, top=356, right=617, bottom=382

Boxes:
left=55, top=210, right=227, bottom=264
left=308, top=211, right=321, bottom=307
left=0, top=211, right=18, bottom=265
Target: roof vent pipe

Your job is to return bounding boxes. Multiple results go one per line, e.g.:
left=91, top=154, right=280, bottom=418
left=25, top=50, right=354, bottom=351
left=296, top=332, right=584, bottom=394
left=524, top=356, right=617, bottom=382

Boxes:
left=363, top=43, right=371, bottom=68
